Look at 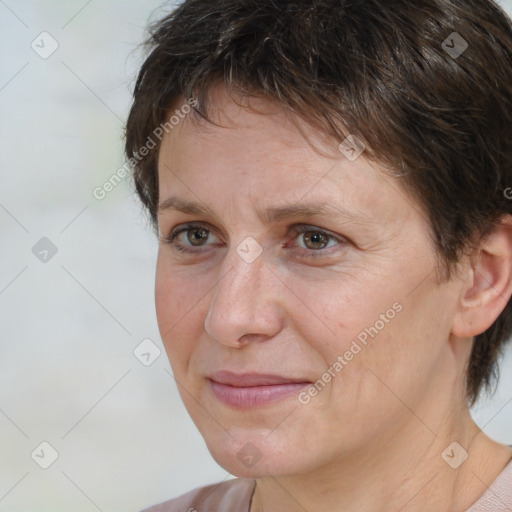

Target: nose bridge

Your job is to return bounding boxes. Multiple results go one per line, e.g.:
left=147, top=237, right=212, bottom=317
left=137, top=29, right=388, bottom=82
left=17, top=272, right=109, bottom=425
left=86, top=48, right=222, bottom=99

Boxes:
left=204, top=244, right=279, bottom=345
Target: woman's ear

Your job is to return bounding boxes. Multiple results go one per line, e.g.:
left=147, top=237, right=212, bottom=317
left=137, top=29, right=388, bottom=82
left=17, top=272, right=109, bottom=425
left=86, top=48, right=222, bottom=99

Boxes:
left=451, top=215, right=512, bottom=338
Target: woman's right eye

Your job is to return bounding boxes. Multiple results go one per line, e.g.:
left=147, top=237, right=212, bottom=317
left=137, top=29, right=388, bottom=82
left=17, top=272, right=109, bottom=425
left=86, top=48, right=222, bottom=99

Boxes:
left=161, top=224, right=220, bottom=253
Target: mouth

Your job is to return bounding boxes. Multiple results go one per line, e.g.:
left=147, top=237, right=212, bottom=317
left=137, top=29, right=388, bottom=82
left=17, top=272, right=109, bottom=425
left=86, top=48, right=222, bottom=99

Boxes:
left=207, top=371, right=311, bottom=409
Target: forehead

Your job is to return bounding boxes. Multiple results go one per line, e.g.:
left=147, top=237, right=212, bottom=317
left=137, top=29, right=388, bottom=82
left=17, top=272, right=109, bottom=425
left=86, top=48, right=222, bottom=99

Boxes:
left=163, top=82, right=343, bottom=157
left=157, top=86, right=423, bottom=228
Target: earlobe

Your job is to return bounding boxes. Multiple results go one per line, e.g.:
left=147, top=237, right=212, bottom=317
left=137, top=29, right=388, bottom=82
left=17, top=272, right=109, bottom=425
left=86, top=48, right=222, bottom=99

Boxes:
left=451, top=215, right=512, bottom=338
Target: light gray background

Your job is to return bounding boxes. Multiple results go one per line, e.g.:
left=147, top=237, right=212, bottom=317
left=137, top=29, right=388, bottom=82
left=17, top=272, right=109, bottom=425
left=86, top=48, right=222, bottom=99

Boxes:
left=0, top=1, right=511, bottom=511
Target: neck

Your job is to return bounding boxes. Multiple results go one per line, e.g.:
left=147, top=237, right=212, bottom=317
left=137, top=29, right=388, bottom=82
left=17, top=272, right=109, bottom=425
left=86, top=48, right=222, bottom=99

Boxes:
left=250, top=402, right=511, bottom=512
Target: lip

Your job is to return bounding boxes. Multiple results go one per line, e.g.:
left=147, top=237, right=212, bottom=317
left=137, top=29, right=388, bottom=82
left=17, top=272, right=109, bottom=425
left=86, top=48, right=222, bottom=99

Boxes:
left=208, top=371, right=311, bottom=408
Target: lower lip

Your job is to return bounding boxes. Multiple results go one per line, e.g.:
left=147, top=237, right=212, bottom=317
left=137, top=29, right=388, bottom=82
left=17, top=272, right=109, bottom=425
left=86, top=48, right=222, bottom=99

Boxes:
left=209, top=380, right=309, bottom=408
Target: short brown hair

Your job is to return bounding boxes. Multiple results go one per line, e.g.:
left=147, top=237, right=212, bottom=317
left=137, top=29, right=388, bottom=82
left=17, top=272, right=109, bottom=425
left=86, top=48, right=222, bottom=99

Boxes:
left=125, top=0, right=512, bottom=405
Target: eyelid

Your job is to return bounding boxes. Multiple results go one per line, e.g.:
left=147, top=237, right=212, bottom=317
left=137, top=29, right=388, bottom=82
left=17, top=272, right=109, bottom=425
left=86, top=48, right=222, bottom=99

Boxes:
left=286, top=225, right=346, bottom=253
left=162, top=222, right=221, bottom=245
left=288, top=224, right=343, bottom=241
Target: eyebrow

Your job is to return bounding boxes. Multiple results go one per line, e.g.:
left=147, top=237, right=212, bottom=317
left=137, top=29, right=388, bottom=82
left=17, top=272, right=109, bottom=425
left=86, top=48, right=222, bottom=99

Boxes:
left=158, top=196, right=369, bottom=224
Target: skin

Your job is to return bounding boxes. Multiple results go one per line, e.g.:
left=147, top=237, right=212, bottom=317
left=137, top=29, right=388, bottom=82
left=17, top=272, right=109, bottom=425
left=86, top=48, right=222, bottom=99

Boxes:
left=155, top=83, right=512, bottom=512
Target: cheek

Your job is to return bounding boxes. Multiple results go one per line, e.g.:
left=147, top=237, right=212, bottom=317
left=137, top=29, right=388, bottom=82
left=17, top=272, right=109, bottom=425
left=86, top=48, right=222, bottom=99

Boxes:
left=155, top=255, right=207, bottom=365
left=284, top=268, right=403, bottom=364
left=155, top=251, right=208, bottom=326
left=286, top=266, right=453, bottom=412
left=328, top=283, right=457, bottom=418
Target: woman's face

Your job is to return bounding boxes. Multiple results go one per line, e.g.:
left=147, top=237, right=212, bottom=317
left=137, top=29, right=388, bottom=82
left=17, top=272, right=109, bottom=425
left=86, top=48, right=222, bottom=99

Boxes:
left=155, top=86, right=466, bottom=478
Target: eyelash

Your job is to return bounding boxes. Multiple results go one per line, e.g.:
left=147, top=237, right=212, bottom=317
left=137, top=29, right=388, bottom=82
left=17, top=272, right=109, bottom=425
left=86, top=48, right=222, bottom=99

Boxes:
left=161, top=223, right=346, bottom=258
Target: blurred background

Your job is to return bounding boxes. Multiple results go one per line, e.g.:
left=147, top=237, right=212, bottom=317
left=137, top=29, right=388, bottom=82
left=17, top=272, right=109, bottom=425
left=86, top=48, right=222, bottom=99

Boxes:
left=0, top=1, right=511, bottom=511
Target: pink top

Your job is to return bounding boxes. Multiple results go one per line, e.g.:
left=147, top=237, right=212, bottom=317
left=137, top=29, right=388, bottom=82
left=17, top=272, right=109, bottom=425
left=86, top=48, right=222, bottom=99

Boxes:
left=142, top=459, right=512, bottom=512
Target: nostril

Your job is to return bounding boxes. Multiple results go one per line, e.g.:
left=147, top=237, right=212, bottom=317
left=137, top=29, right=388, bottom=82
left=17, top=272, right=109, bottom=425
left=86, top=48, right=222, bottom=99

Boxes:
left=238, top=333, right=271, bottom=344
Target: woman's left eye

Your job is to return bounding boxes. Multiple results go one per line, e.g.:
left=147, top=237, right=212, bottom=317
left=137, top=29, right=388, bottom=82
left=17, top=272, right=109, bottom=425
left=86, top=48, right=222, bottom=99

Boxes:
left=291, top=227, right=340, bottom=251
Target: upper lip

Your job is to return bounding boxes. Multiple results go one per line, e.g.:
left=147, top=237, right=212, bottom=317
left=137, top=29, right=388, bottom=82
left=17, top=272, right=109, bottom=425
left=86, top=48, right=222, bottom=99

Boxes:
left=208, top=371, right=311, bottom=387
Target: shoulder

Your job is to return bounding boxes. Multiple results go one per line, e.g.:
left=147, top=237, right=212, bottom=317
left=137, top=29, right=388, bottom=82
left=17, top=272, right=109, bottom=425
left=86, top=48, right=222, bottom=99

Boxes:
left=466, top=457, right=512, bottom=512
left=140, top=478, right=256, bottom=512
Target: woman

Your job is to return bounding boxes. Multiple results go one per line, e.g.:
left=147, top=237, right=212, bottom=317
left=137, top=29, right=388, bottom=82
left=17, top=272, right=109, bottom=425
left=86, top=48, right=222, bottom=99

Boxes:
left=125, top=0, right=512, bottom=510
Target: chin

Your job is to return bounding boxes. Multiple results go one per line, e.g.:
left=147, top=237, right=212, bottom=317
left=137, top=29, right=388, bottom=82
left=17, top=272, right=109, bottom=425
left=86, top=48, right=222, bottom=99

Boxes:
left=203, top=431, right=308, bottom=479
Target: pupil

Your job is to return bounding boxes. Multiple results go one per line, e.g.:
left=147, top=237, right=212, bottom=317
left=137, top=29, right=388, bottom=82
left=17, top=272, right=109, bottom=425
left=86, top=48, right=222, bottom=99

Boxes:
left=189, top=229, right=207, bottom=245
left=305, top=232, right=327, bottom=249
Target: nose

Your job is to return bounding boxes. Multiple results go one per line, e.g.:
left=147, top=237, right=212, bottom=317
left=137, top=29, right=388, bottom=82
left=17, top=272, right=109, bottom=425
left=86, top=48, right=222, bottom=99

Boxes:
left=204, top=244, right=284, bottom=347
